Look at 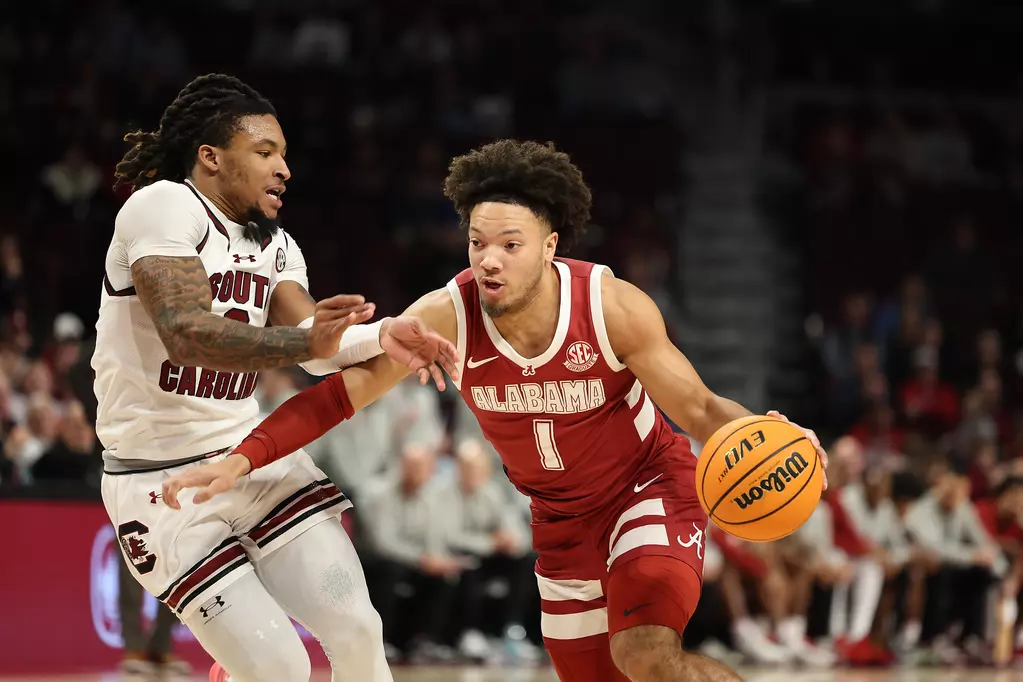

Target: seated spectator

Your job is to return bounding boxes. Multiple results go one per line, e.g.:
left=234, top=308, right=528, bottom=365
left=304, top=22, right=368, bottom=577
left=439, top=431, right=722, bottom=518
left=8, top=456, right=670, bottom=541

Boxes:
left=905, top=462, right=1007, bottom=663
left=3, top=392, right=59, bottom=484
left=30, top=399, right=101, bottom=485
left=440, top=440, right=539, bottom=663
left=361, top=444, right=467, bottom=661
left=713, top=529, right=834, bottom=666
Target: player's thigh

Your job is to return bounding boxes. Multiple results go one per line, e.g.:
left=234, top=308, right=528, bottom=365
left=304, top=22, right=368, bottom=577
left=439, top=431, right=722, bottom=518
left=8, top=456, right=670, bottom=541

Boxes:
left=253, top=518, right=389, bottom=682
left=101, top=469, right=253, bottom=619
left=606, top=554, right=703, bottom=643
left=603, top=459, right=706, bottom=639
left=532, top=513, right=612, bottom=653
left=234, top=450, right=351, bottom=560
left=181, top=571, right=310, bottom=682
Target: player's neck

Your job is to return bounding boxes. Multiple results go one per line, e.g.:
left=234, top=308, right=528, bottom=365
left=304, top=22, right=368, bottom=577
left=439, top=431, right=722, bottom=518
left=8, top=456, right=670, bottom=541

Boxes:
left=491, top=265, right=561, bottom=354
left=189, top=175, right=243, bottom=225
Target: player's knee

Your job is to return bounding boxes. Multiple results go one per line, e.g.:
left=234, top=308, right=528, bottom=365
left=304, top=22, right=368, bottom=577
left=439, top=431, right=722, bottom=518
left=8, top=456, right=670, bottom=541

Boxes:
left=327, top=604, right=385, bottom=658
left=610, top=624, right=681, bottom=678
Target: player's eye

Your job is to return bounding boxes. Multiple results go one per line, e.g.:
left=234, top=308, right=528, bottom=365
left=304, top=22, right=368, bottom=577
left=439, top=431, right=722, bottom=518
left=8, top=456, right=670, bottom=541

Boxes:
left=258, top=151, right=271, bottom=158
left=505, top=243, right=520, bottom=250
left=469, top=239, right=482, bottom=247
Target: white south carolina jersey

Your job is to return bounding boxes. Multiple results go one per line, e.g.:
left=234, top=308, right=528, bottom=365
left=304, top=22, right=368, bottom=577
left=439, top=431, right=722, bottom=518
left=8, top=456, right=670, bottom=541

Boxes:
left=93, top=179, right=308, bottom=469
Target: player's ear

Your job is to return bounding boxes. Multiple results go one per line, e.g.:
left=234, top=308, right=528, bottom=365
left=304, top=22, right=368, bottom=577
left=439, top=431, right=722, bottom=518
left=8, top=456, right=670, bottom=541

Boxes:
left=196, top=144, right=220, bottom=174
left=545, top=229, right=559, bottom=261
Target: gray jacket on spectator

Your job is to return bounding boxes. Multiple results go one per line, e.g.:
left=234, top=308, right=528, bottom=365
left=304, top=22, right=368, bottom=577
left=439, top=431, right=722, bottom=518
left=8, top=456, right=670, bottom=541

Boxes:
left=360, top=475, right=449, bottom=567
left=435, top=476, right=529, bottom=558
left=841, top=483, right=911, bottom=565
left=904, top=492, right=1007, bottom=576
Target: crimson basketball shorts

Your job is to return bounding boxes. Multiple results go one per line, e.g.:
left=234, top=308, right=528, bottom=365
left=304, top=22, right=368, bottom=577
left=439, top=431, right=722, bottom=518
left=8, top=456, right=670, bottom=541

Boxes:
left=530, top=442, right=708, bottom=653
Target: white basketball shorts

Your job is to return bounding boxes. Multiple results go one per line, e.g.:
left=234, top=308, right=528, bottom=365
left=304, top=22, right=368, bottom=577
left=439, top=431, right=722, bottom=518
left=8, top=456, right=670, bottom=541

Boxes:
left=101, top=450, right=351, bottom=620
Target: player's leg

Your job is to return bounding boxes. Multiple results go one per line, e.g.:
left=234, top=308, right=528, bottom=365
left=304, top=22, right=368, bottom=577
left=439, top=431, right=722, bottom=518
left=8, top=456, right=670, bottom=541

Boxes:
left=607, top=555, right=743, bottom=682
left=253, top=518, right=392, bottom=682
left=181, top=572, right=312, bottom=682
left=103, top=466, right=305, bottom=682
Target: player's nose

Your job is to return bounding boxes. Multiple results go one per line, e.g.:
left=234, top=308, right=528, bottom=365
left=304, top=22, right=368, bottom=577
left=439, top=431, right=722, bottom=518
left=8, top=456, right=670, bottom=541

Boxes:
left=275, top=160, right=291, bottom=182
left=480, top=251, right=503, bottom=272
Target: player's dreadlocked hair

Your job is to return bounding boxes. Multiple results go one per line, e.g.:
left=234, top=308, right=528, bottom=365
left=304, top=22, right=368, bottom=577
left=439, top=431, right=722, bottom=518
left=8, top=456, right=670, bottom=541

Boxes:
left=114, top=74, right=277, bottom=192
left=443, top=140, right=592, bottom=251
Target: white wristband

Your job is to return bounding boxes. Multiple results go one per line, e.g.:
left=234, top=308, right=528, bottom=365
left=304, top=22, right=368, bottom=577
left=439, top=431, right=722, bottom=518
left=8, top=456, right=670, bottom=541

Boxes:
left=297, top=317, right=388, bottom=375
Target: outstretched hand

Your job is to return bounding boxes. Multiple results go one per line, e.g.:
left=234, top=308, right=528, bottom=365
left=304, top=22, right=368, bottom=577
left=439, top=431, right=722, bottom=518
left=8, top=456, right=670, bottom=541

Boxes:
left=161, top=454, right=252, bottom=510
left=380, top=316, right=460, bottom=390
left=767, top=410, right=829, bottom=491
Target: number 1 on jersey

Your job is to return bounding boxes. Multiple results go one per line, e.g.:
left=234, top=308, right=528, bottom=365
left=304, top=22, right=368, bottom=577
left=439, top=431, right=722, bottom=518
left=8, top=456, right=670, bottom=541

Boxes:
left=533, top=419, right=565, bottom=471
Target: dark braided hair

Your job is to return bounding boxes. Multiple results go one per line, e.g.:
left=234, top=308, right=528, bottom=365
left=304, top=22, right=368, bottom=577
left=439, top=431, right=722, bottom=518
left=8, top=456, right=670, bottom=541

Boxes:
left=114, top=74, right=277, bottom=192
left=443, top=140, right=592, bottom=251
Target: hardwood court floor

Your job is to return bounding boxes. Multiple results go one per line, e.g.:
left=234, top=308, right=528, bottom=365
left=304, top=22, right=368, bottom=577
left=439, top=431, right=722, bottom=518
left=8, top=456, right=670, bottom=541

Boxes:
left=5, top=667, right=1023, bottom=682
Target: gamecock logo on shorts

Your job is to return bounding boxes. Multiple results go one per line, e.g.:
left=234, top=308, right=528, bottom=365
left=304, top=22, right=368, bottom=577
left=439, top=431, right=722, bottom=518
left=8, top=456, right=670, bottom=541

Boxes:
left=564, top=341, right=598, bottom=372
left=117, top=520, right=157, bottom=575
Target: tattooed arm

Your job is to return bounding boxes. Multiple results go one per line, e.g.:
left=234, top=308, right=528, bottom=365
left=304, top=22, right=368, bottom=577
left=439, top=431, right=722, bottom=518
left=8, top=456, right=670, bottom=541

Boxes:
left=135, top=255, right=295, bottom=370
left=117, top=183, right=370, bottom=372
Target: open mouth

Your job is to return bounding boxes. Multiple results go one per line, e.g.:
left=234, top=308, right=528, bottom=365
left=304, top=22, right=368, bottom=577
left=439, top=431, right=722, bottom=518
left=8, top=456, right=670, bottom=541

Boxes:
left=481, top=279, right=504, bottom=294
left=265, top=187, right=284, bottom=208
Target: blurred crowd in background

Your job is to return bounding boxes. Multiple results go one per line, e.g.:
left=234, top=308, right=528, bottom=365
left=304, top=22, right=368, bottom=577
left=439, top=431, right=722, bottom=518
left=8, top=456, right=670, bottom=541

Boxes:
left=5, top=0, right=1023, bottom=672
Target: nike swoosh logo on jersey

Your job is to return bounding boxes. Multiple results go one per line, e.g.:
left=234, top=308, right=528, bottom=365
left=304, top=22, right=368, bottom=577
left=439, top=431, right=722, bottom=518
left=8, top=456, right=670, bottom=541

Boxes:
left=634, top=473, right=663, bottom=493
left=467, top=356, right=499, bottom=369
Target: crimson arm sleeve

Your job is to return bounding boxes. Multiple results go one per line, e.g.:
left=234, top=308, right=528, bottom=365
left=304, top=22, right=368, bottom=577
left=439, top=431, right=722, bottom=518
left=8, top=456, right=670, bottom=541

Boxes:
left=234, top=372, right=355, bottom=470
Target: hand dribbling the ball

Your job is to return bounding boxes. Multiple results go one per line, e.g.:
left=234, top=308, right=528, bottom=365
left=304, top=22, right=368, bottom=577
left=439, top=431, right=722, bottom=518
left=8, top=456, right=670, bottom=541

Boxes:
left=766, top=410, right=829, bottom=491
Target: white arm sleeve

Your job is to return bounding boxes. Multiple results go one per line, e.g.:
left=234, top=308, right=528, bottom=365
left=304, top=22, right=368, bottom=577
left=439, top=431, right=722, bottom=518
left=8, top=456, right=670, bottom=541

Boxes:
left=116, top=182, right=209, bottom=266
left=297, top=318, right=387, bottom=375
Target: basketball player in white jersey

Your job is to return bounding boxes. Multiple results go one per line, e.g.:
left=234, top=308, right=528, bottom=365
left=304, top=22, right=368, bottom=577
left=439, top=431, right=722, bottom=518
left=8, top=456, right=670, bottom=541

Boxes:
left=95, top=74, right=458, bottom=682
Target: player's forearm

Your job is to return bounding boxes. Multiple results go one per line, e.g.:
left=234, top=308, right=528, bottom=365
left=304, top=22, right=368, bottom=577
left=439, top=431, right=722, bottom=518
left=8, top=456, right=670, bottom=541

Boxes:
left=163, top=310, right=313, bottom=371
left=677, top=393, right=752, bottom=444
left=233, top=372, right=355, bottom=470
left=339, top=353, right=414, bottom=411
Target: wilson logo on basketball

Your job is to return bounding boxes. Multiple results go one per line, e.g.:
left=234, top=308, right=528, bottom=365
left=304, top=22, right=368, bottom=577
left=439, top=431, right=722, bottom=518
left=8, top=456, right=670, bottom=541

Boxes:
left=716, top=430, right=766, bottom=483
left=564, top=341, right=598, bottom=372
left=731, top=452, right=810, bottom=511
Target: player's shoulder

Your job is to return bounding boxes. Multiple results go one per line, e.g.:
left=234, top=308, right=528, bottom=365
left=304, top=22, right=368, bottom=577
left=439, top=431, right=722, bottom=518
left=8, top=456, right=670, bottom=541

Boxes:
left=121, top=180, right=201, bottom=213
left=555, top=256, right=601, bottom=280
left=452, top=266, right=475, bottom=287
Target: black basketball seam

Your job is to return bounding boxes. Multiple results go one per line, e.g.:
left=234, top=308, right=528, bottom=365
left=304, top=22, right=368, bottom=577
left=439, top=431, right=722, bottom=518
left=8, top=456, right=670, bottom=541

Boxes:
left=708, top=436, right=808, bottom=517
left=712, top=445, right=820, bottom=526
left=699, top=417, right=778, bottom=495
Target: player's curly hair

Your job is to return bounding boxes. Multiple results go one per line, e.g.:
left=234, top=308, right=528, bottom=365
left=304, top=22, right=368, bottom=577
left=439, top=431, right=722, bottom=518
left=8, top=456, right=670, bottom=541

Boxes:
left=114, top=74, right=277, bottom=191
left=443, top=140, right=592, bottom=251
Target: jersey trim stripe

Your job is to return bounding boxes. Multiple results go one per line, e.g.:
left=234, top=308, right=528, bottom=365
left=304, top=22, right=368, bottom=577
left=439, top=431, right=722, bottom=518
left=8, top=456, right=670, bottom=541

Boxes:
left=196, top=225, right=210, bottom=254
left=481, top=260, right=572, bottom=370
left=157, top=537, right=246, bottom=607
left=247, top=479, right=345, bottom=545
left=102, top=447, right=232, bottom=475
left=589, top=265, right=627, bottom=372
left=184, top=182, right=230, bottom=249
left=103, top=273, right=136, bottom=298
left=445, top=278, right=467, bottom=391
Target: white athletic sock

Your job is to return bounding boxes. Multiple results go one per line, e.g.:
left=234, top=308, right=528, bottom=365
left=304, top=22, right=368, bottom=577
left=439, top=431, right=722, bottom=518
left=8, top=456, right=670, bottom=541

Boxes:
left=848, top=559, right=884, bottom=641
left=830, top=582, right=849, bottom=639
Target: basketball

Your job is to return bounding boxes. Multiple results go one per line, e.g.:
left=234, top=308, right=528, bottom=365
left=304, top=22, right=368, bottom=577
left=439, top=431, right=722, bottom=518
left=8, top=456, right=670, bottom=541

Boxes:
left=695, top=415, right=823, bottom=542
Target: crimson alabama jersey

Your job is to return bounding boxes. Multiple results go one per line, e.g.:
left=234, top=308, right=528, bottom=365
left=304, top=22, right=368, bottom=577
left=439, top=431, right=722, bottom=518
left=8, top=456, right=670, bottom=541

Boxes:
left=446, top=258, right=690, bottom=517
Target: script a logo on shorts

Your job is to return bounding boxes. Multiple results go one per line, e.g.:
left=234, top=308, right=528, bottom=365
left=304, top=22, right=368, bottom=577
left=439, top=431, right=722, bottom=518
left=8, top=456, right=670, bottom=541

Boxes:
left=677, top=522, right=704, bottom=559
left=716, top=429, right=766, bottom=483
left=732, top=452, right=809, bottom=511
left=564, top=341, right=598, bottom=372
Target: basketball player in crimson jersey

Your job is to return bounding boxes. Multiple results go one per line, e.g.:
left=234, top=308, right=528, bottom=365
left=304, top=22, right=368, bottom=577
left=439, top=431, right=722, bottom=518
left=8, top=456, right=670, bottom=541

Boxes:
left=163, top=140, right=828, bottom=682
